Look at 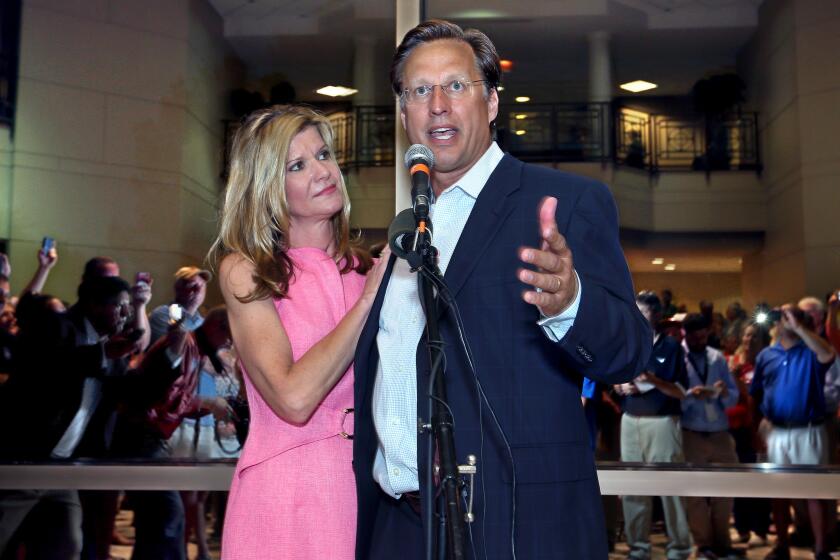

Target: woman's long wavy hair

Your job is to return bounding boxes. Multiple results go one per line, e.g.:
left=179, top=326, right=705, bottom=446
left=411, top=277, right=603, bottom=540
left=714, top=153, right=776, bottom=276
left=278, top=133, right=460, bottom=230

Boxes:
left=208, top=105, right=370, bottom=302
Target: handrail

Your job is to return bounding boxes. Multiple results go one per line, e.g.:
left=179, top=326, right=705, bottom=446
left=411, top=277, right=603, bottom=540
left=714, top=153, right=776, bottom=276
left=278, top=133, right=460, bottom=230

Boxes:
left=2, top=461, right=839, bottom=498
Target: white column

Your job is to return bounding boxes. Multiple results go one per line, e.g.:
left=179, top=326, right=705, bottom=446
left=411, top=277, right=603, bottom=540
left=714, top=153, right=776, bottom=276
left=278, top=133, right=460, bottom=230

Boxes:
left=394, top=0, right=421, bottom=212
left=353, top=35, right=377, bottom=107
left=588, top=31, right=612, bottom=157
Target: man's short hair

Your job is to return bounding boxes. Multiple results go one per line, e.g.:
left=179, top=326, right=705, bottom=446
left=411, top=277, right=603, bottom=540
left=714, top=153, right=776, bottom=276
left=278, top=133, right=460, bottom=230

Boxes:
left=798, top=296, right=825, bottom=314
left=683, top=313, right=710, bottom=333
left=174, top=266, right=212, bottom=286
left=77, top=276, right=130, bottom=305
left=83, top=256, right=118, bottom=280
left=390, top=19, right=501, bottom=100
left=635, top=290, right=662, bottom=316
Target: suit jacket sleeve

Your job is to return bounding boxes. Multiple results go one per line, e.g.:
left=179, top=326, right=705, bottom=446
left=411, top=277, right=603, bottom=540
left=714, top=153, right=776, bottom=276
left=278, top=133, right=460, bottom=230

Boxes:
left=555, top=180, right=652, bottom=384
left=103, top=338, right=184, bottom=406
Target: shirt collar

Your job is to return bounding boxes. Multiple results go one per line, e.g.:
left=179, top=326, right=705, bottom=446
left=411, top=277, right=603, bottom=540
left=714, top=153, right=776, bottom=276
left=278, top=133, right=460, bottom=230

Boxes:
left=439, top=142, right=504, bottom=201
left=82, top=317, right=105, bottom=344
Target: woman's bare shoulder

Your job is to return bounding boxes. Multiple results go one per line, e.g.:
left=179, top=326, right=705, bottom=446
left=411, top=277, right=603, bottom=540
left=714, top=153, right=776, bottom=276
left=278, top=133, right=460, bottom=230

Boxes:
left=218, top=253, right=258, bottom=302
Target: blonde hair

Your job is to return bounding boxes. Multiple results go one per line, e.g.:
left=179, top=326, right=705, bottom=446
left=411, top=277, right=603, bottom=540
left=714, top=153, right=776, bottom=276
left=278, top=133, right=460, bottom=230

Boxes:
left=208, top=105, right=370, bottom=302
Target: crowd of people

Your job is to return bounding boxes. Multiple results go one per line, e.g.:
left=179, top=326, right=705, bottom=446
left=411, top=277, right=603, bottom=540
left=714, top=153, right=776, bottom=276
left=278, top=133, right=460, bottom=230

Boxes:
left=0, top=247, right=243, bottom=560
left=1, top=16, right=839, bottom=560
left=584, top=290, right=840, bottom=560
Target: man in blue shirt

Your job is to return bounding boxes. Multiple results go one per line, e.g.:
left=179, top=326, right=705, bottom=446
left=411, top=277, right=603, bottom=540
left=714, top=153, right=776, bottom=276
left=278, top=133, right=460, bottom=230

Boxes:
left=679, top=313, right=740, bottom=559
left=617, top=291, right=692, bottom=560
left=750, top=304, right=835, bottom=560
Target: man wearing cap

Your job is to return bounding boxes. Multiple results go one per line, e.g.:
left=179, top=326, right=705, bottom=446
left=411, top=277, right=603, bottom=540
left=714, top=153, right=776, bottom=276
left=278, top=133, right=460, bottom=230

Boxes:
left=147, top=266, right=211, bottom=345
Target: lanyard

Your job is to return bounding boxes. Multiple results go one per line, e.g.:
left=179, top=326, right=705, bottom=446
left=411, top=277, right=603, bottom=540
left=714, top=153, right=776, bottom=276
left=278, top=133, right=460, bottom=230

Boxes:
left=688, top=352, right=709, bottom=385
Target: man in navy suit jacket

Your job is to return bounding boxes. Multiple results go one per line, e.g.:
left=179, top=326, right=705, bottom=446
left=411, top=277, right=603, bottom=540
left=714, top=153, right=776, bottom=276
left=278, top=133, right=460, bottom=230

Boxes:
left=353, top=20, right=652, bottom=559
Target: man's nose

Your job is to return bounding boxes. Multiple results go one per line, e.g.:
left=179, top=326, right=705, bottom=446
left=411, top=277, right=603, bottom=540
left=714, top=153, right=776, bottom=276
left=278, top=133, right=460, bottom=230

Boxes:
left=429, top=85, right=450, bottom=115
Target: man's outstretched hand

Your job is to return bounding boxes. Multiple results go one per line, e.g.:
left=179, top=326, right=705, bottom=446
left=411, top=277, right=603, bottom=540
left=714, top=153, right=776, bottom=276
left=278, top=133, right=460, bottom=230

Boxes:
left=517, top=196, right=578, bottom=317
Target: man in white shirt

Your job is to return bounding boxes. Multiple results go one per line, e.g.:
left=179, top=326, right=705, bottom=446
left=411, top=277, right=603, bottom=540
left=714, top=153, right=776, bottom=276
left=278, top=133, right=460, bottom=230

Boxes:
left=352, top=19, right=651, bottom=560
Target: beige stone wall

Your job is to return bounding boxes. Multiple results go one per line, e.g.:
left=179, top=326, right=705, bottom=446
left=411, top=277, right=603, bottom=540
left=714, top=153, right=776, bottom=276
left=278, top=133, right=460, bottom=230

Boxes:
left=632, top=271, right=743, bottom=316
left=739, top=0, right=840, bottom=305
left=4, top=0, right=242, bottom=306
left=538, top=162, right=766, bottom=234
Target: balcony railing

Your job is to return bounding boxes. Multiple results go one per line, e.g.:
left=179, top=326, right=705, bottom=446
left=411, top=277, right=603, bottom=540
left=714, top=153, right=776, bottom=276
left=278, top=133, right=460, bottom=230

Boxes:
left=496, top=102, right=611, bottom=163
left=221, top=103, right=761, bottom=177
left=328, top=105, right=395, bottom=169
left=615, top=108, right=761, bottom=174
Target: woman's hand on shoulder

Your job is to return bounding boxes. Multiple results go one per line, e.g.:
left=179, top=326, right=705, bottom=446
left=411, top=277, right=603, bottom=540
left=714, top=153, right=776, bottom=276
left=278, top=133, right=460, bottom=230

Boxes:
left=361, top=246, right=390, bottom=305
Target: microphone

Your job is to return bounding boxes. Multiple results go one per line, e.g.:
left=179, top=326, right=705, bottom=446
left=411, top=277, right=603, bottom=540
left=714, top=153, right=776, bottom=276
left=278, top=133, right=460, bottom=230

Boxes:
left=404, top=144, right=435, bottom=222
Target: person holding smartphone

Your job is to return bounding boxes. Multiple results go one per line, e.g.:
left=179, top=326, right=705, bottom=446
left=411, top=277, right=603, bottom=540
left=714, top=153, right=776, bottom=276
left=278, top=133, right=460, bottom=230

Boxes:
left=750, top=304, right=836, bottom=560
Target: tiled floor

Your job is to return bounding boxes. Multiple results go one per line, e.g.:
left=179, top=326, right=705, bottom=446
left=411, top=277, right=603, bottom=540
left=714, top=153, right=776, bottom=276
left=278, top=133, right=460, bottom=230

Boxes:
left=110, top=509, right=840, bottom=560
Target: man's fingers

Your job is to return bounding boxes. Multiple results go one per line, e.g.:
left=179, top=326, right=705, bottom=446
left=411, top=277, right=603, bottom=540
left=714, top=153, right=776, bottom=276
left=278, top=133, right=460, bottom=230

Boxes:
left=518, top=268, right=571, bottom=293
left=522, top=289, right=557, bottom=309
left=538, top=196, right=558, bottom=233
left=519, top=247, right=568, bottom=274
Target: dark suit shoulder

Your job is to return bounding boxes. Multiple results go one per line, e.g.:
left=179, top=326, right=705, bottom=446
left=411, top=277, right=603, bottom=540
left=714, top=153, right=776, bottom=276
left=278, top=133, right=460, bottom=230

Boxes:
left=518, top=160, right=608, bottom=195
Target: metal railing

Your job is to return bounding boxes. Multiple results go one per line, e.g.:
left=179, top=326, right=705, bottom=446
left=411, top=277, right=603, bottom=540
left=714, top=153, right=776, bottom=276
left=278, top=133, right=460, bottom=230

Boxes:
left=615, top=109, right=762, bottom=174
left=496, top=102, right=611, bottom=163
left=328, top=105, right=395, bottom=169
left=221, top=103, right=762, bottom=177
left=3, top=460, right=840, bottom=498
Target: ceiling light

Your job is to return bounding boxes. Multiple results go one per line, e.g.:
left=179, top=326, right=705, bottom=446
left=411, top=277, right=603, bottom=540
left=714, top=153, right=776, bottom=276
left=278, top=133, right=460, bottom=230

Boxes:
left=664, top=264, right=676, bottom=271
left=515, top=114, right=527, bottom=120
left=316, top=85, right=358, bottom=97
left=651, top=257, right=664, bottom=265
left=500, top=59, right=514, bottom=72
left=515, top=130, right=527, bottom=136
left=496, top=86, right=505, bottom=92
left=515, top=96, right=530, bottom=103
left=620, top=80, right=657, bottom=93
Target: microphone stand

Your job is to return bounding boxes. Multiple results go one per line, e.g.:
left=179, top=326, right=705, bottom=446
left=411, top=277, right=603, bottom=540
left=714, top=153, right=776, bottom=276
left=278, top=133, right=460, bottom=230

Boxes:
left=405, top=218, right=468, bottom=560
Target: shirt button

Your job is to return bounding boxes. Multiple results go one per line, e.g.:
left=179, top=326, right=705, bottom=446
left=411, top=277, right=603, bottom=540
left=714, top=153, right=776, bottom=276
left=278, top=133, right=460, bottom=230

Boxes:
left=390, top=416, right=399, bottom=427
left=392, top=467, right=401, bottom=477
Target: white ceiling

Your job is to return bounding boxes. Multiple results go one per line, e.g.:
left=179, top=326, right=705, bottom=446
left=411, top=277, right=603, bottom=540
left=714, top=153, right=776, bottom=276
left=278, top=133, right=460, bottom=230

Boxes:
left=208, top=0, right=764, bottom=103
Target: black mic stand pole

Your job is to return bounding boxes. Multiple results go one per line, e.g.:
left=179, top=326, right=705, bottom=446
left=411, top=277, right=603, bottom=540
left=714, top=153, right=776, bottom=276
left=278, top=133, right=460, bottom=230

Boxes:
left=406, top=219, right=467, bottom=560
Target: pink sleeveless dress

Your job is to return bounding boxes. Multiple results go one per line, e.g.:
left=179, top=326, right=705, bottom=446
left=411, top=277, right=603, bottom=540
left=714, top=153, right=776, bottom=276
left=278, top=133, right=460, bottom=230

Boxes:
left=222, top=248, right=365, bottom=559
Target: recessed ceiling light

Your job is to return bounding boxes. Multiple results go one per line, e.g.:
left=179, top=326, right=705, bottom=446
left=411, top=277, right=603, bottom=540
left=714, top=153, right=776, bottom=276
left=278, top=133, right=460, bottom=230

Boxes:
left=664, top=264, right=676, bottom=271
left=515, top=96, right=530, bottom=103
left=316, top=85, right=358, bottom=97
left=500, top=59, right=514, bottom=72
left=651, top=257, right=664, bottom=265
left=620, top=80, right=657, bottom=93
left=496, top=86, right=505, bottom=92
left=515, top=130, right=527, bottom=136
left=515, top=114, right=527, bottom=120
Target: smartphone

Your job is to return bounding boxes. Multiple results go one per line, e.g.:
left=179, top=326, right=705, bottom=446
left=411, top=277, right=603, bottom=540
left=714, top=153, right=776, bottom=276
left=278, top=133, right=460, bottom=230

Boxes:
left=135, top=272, right=152, bottom=285
left=41, top=237, right=55, bottom=252
left=767, top=309, right=782, bottom=323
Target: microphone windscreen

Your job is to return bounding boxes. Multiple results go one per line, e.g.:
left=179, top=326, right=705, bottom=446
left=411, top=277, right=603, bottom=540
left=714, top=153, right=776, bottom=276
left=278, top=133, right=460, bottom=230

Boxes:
left=387, top=208, right=433, bottom=259
left=404, top=144, right=435, bottom=170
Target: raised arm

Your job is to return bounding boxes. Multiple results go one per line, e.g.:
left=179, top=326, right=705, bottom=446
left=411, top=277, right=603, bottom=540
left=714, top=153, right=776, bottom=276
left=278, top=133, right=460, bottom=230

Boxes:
left=22, top=246, right=58, bottom=295
left=219, top=251, right=388, bottom=424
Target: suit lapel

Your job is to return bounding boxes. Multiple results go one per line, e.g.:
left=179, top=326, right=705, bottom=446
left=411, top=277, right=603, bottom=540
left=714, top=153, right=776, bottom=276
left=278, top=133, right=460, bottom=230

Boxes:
left=355, top=253, right=397, bottom=405
left=443, top=154, right=523, bottom=298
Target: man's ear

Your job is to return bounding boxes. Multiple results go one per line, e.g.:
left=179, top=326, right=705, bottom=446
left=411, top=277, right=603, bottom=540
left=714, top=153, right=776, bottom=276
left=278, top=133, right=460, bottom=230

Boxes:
left=400, top=109, right=407, bottom=131
left=487, top=87, right=499, bottom=123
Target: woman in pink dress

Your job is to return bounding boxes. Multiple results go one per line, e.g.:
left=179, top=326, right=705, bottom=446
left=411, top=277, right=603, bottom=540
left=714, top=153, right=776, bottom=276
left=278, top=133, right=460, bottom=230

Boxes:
left=208, top=105, right=388, bottom=559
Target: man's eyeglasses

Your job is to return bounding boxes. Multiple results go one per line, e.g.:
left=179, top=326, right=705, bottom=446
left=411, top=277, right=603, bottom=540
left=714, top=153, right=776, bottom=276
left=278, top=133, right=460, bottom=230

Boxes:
left=401, top=79, right=487, bottom=105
